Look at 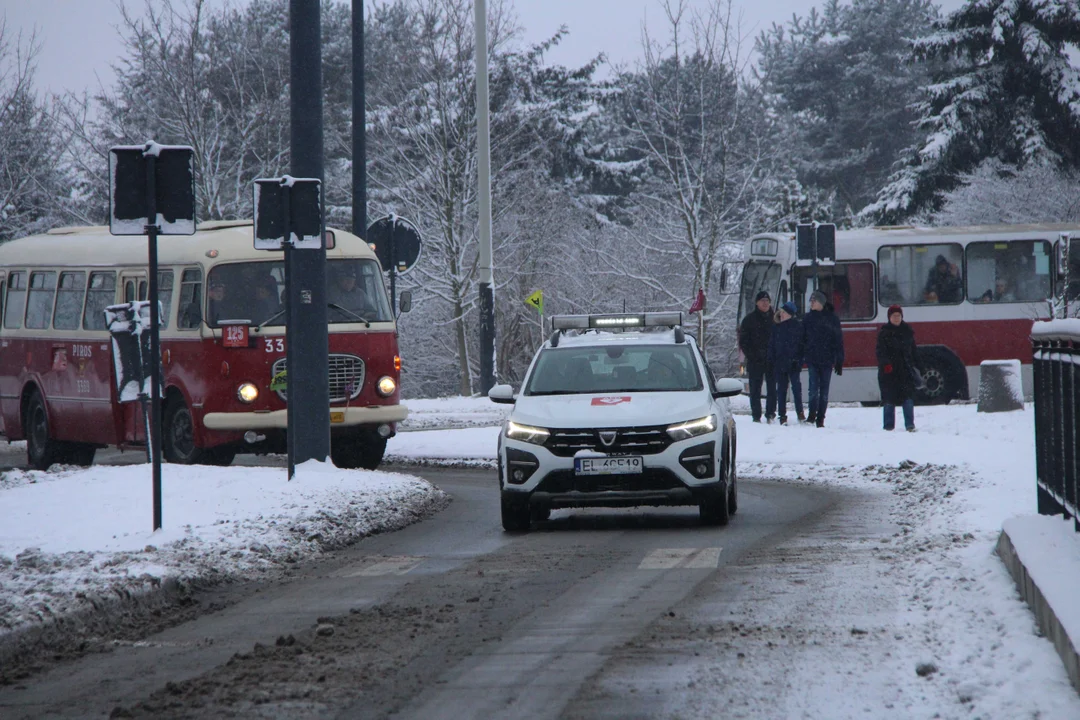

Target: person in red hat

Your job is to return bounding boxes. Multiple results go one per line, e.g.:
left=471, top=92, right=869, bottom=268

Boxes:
left=876, top=304, right=923, bottom=431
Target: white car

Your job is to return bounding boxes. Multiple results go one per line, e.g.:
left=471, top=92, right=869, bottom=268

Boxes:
left=489, top=312, right=743, bottom=532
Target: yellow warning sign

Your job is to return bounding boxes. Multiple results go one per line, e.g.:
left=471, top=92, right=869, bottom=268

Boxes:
left=525, top=289, right=543, bottom=314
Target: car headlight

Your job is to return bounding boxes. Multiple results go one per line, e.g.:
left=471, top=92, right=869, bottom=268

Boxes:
left=376, top=375, right=397, bottom=397
left=505, top=420, right=550, bottom=445
left=237, top=382, right=259, bottom=404
left=666, top=414, right=716, bottom=441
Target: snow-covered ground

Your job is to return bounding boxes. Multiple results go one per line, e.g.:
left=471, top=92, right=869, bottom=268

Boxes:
left=1, top=396, right=1079, bottom=715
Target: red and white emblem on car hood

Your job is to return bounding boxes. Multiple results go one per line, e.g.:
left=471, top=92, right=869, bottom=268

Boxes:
left=591, top=396, right=631, bottom=406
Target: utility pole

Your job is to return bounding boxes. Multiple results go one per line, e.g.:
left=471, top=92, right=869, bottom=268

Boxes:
left=287, top=0, right=331, bottom=470
left=352, top=0, right=366, bottom=238
left=475, top=0, right=495, bottom=394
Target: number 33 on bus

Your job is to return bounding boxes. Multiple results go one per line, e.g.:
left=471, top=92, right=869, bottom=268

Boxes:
left=0, top=220, right=409, bottom=470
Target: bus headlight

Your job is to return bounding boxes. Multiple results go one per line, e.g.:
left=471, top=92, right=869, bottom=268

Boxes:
left=376, top=376, right=397, bottom=397
left=237, top=382, right=259, bottom=404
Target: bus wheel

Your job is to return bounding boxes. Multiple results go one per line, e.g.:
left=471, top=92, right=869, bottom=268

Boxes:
left=331, top=431, right=387, bottom=470
left=163, top=400, right=207, bottom=465
left=25, top=391, right=62, bottom=471
left=916, top=351, right=961, bottom=406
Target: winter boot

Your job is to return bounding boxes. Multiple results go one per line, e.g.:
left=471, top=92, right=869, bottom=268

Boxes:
left=779, top=416, right=788, bottom=426
left=806, top=412, right=816, bottom=425
left=815, top=414, right=825, bottom=428
left=797, top=411, right=806, bottom=423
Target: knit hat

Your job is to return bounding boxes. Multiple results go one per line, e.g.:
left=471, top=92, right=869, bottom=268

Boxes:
left=755, top=290, right=770, bottom=302
left=810, top=290, right=827, bottom=307
left=935, top=254, right=947, bottom=266
left=781, top=301, right=797, bottom=316
left=887, top=304, right=903, bottom=319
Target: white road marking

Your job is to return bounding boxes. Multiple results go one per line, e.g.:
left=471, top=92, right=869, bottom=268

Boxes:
left=339, top=556, right=424, bottom=577
left=638, top=547, right=722, bottom=570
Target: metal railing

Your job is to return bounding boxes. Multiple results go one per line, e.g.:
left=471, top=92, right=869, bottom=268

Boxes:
left=1032, top=321, right=1080, bottom=531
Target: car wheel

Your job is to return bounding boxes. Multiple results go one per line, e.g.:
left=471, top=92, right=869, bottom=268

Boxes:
left=501, top=493, right=531, bottom=532
left=727, top=450, right=738, bottom=516
left=25, top=390, right=63, bottom=471
left=699, top=478, right=730, bottom=527
left=530, top=504, right=551, bottom=522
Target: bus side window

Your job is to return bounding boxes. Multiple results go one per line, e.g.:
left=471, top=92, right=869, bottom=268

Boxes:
left=25, top=272, right=57, bottom=330
left=158, top=270, right=173, bottom=328
left=83, top=272, right=117, bottom=331
left=178, top=268, right=203, bottom=329
left=53, top=271, right=86, bottom=330
left=3, top=272, right=22, bottom=329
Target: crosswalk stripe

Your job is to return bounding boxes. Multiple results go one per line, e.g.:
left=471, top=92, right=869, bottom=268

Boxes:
left=340, top=556, right=424, bottom=577
left=638, top=547, right=722, bottom=570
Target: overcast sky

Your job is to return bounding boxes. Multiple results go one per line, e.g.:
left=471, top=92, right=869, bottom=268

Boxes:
left=4, top=0, right=966, bottom=95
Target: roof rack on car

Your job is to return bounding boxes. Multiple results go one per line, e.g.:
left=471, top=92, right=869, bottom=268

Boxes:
left=548, top=312, right=685, bottom=347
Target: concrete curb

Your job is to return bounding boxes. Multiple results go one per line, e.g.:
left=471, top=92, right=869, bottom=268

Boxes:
left=996, top=528, right=1080, bottom=694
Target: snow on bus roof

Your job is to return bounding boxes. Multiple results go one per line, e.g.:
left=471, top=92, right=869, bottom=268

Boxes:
left=2, top=221, right=376, bottom=268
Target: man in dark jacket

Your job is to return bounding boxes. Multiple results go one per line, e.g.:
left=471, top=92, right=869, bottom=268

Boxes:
left=767, top=301, right=804, bottom=425
left=801, top=290, right=845, bottom=427
left=738, top=290, right=775, bottom=422
left=876, top=304, right=922, bottom=431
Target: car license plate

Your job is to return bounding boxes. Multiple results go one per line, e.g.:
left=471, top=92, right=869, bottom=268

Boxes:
left=574, top=456, right=643, bottom=475
left=330, top=411, right=345, bottom=423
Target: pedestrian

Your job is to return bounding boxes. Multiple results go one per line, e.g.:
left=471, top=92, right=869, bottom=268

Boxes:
left=767, top=301, right=804, bottom=425
left=738, top=290, right=776, bottom=423
left=876, top=304, right=922, bottom=432
left=801, top=290, right=845, bottom=428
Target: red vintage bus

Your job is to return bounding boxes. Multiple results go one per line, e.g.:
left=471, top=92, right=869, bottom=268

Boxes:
left=0, top=220, right=408, bottom=470
left=735, top=223, right=1080, bottom=404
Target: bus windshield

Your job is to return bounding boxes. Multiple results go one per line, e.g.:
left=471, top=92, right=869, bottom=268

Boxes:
left=738, top=261, right=780, bottom=320
left=205, top=258, right=393, bottom=327
left=525, top=345, right=703, bottom=395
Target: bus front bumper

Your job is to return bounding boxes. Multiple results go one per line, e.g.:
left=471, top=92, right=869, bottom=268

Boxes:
left=202, top=404, right=409, bottom=431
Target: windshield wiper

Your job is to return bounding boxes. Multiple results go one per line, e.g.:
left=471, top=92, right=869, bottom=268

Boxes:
left=328, top=303, right=371, bottom=327
left=255, top=309, right=286, bottom=331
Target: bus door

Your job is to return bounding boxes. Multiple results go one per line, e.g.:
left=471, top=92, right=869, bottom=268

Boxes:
left=118, top=271, right=149, bottom=444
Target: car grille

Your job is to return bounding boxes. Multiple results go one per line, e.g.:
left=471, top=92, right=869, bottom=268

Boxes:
left=545, top=425, right=672, bottom=457
left=536, top=468, right=684, bottom=494
left=272, top=354, right=364, bottom=403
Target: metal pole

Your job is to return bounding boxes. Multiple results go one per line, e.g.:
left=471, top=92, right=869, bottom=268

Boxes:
left=289, top=0, right=331, bottom=472
left=475, top=0, right=495, bottom=394
left=144, top=154, right=163, bottom=530
left=352, top=0, right=366, bottom=237
left=283, top=188, right=295, bottom=479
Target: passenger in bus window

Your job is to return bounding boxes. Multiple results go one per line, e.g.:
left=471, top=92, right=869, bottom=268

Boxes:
left=207, top=280, right=238, bottom=324
left=252, top=276, right=281, bottom=323
left=923, top=254, right=962, bottom=303
left=329, top=265, right=373, bottom=316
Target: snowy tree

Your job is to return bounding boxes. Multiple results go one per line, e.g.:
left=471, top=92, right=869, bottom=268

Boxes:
left=755, top=0, right=938, bottom=216
left=866, top=0, right=1080, bottom=223
left=599, top=0, right=773, bottom=358
left=0, top=22, right=79, bottom=241
left=930, top=159, right=1080, bottom=226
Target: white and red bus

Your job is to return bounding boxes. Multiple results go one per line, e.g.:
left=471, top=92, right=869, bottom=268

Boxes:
left=0, top=220, right=408, bottom=470
left=735, top=223, right=1080, bottom=404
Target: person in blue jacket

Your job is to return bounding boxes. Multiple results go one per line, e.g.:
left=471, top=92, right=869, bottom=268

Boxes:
left=767, top=301, right=804, bottom=425
left=801, top=290, right=845, bottom=428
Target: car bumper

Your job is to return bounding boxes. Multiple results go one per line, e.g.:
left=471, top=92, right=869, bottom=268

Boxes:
left=499, top=433, right=722, bottom=508
left=203, top=404, right=408, bottom=430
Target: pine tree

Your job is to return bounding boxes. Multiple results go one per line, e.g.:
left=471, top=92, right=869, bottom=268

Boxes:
left=755, top=0, right=938, bottom=216
left=866, top=0, right=1080, bottom=223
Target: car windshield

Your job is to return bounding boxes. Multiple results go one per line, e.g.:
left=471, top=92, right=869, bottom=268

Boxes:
left=525, top=344, right=702, bottom=395
left=205, top=258, right=393, bottom=327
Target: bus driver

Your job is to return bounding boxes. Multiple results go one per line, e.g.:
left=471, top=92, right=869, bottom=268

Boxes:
left=329, top=266, right=374, bottom=315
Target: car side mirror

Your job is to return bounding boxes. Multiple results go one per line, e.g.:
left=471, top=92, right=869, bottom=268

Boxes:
left=712, top=378, right=743, bottom=399
left=488, top=383, right=516, bottom=404
left=398, top=290, right=412, bottom=314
